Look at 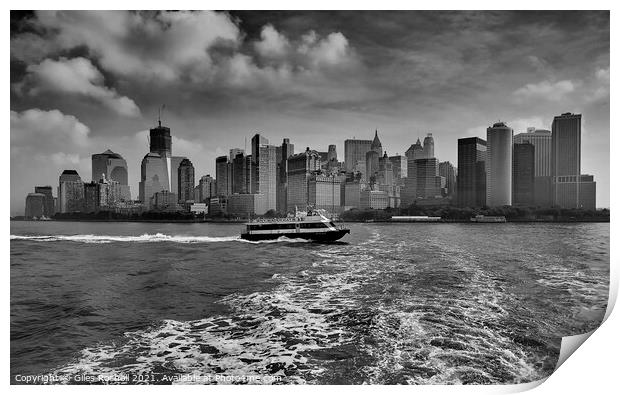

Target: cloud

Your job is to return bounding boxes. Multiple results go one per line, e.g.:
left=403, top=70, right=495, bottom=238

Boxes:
left=11, top=108, right=91, bottom=151
left=27, top=11, right=241, bottom=82
left=24, top=57, right=140, bottom=117
left=254, top=24, right=289, bottom=59
left=513, top=79, right=577, bottom=101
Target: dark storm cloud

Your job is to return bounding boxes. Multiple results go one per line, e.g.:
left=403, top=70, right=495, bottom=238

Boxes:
left=10, top=10, right=610, bottom=214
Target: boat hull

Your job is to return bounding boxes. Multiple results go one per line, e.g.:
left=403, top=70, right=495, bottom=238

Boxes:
left=240, top=229, right=350, bottom=242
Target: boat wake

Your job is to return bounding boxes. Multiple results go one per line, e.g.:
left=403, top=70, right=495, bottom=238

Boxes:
left=10, top=233, right=311, bottom=244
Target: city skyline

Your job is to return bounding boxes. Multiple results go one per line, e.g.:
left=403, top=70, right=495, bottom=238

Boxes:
left=10, top=11, right=610, bottom=214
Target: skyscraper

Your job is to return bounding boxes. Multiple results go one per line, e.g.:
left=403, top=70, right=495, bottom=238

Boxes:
left=149, top=121, right=172, bottom=157
left=232, top=152, right=248, bottom=194
left=414, top=158, right=442, bottom=199
left=512, top=142, right=535, bottom=206
left=513, top=129, right=551, bottom=177
left=389, top=155, right=407, bottom=182
left=402, top=138, right=424, bottom=206
left=457, top=137, right=487, bottom=208
left=178, top=158, right=195, bottom=203
left=139, top=152, right=169, bottom=208
left=287, top=148, right=321, bottom=212
left=370, top=130, right=383, bottom=156
left=327, top=144, right=337, bottom=162
left=25, top=193, right=46, bottom=218
left=215, top=155, right=232, bottom=197
left=58, top=169, right=84, bottom=213
left=422, top=133, right=435, bottom=159
left=551, top=112, right=582, bottom=208
left=195, top=175, right=217, bottom=203
left=251, top=134, right=277, bottom=211
left=344, top=138, right=372, bottom=172
left=34, top=186, right=55, bottom=217
left=486, top=122, right=513, bottom=206
left=92, top=149, right=131, bottom=200
left=277, top=138, right=295, bottom=213
left=438, top=161, right=456, bottom=198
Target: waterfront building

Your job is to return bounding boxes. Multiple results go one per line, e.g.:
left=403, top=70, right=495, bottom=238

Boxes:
left=91, top=149, right=131, bottom=200
left=308, top=173, right=345, bottom=215
left=209, top=196, right=228, bottom=216
left=551, top=112, right=583, bottom=208
left=438, top=161, right=456, bottom=198
left=178, top=158, right=195, bottom=203
left=150, top=190, right=180, bottom=212
left=58, top=169, right=84, bottom=213
left=344, top=138, right=372, bottom=172
left=34, top=186, right=55, bottom=217
left=414, top=158, right=442, bottom=199
left=190, top=203, right=208, bottom=214
left=365, top=150, right=380, bottom=186
left=360, top=189, right=389, bottom=209
left=342, top=179, right=362, bottom=211
left=215, top=155, right=232, bottom=197
left=514, top=128, right=551, bottom=177
left=513, top=142, right=535, bottom=206
left=25, top=193, right=46, bottom=218
left=486, top=122, right=513, bottom=206
left=287, top=148, right=321, bottom=212
left=457, top=137, right=487, bottom=208
left=232, top=153, right=248, bottom=194
left=227, top=193, right=267, bottom=216
left=578, top=175, right=596, bottom=210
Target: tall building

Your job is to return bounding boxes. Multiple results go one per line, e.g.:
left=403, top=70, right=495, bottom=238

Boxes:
left=229, top=148, right=244, bottom=161
left=457, top=137, right=487, bottom=208
left=139, top=152, right=169, bottom=208
left=195, top=175, right=217, bottom=203
left=232, top=153, right=248, bottom=194
left=327, top=144, right=337, bottom=162
left=277, top=138, right=295, bottom=214
left=34, top=186, right=54, bottom=217
left=370, top=130, right=383, bottom=156
left=25, top=193, right=46, bottom=218
left=344, top=138, right=372, bottom=172
left=578, top=175, right=596, bottom=210
left=551, top=112, right=582, bottom=208
left=178, top=158, right=195, bottom=203
left=402, top=138, right=425, bottom=205
left=389, top=155, right=407, bottom=182
left=308, top=173, right=344, bottom=215
left=215, top=155, right=232, bottom=197
left=512, top=142, right=535, bottom=206
left=58, top=170, right=84, bottom=213
left=414, top=158, right=442, bottom=199
left=91, top=149, right=131, bottom=200
left=422, top=133, right=435, bottom=159
left=513, top=129, right=551, bottom=177
left=365, top=150, right=380, bottom=185
left=287, top=148, right=321, bottom=211
left=438, top=161, right=456, bottom=198
left=486, top=122, right=513, bottom=206
left=251, top=134, right=277, bottom=211
left=139, top=121, right=186, bottom=208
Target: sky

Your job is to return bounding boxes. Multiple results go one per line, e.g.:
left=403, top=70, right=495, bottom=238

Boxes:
left=10, top=10, right=610, bottom=214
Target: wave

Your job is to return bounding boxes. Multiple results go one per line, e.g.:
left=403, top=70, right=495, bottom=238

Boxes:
left=10, top=233, right=311, bottom=244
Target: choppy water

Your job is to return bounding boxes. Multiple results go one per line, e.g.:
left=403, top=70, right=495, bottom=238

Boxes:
left=10, top=221, right=609, bottom=384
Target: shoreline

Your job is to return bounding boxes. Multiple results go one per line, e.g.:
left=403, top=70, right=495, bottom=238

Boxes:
left=10, top=218, right=609, bottom=224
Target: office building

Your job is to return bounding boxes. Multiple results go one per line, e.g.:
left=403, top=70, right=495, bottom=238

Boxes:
left=389, top=155, right=407, bottom=183
left=58, top=169, right=84, bottom=213
left=486, top=122, right=513, bottom=206
left=277, top=138, right=295, bottom=214
left=360, top=189, right=389, bottom=209
left=551, top=112, right=582, bottom=208
left=342, top=179, right=362, bottom=211
left=250, top=134, right=277, bottom=211
left=178, top=158, right=195, bottom=203
left=327, top=144, right=337, bottom=162
left=139, top=152, right=170, bottom=208
left=287, top=148, right=321, bottom=211
left=34, top=186, right=55, bottom=217
left=195, top=175, right=217, bottom=203
left=308, top=173, right=344, bottom=215
left=91, top=149, right=131, bottom=200
left=25, top=193, right=46, bottom=218
left=402, top=138, right=424, bottom=205
left=578, top=175, right=596, bottom=210
left=229, top=148, right=244, bottom=161
left=414, top=158, right=442, bottom=199
left=513, top=142, right=535, bottom=206
left=438, top=161, right=456, bottom=198
left=228, top=193, right=267, bottom=216
left=514, top=128, right=552, bottom=177
left=344, top=138, right=372, bottom=172
left=457, top=137, right=487, bottom=208
left=422, top=133, right=435, bottom=159
left=151, top=190, right=180, bottom=212
left=215, top=155, right=232, bottom=197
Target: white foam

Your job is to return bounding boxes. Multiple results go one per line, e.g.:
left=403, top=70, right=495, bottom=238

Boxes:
left=10, top=233, right=312, bottom=244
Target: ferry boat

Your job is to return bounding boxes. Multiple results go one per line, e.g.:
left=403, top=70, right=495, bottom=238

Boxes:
left=240, top=208, right=350, bottom=242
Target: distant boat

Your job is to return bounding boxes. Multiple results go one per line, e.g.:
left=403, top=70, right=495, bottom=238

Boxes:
left=240, top=208, right=350, bottom=242
left=470, top=215, right=506, bottom=223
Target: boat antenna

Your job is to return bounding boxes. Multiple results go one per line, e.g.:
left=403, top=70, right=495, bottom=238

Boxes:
left=158, top=104, right=166, bottom=127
